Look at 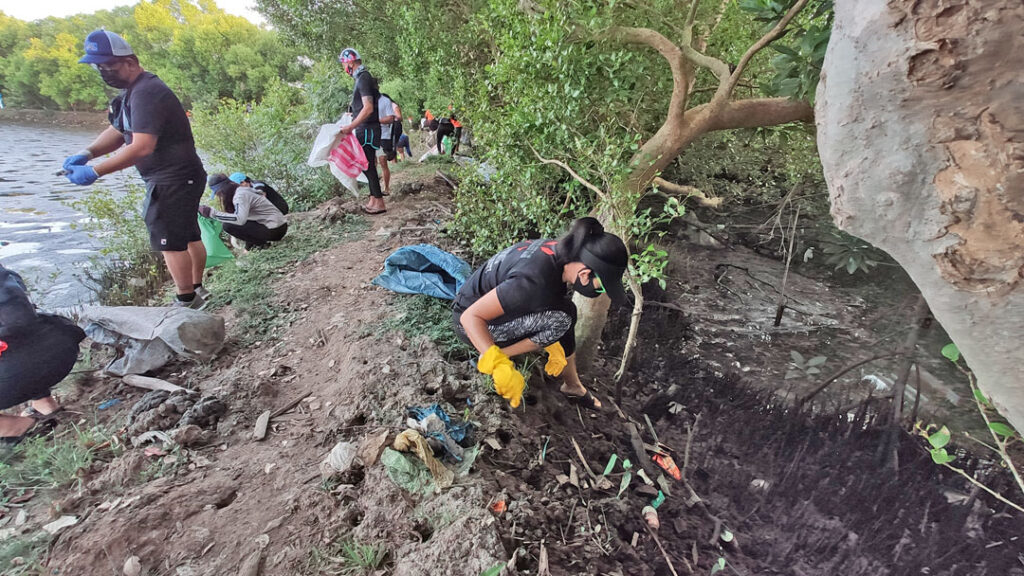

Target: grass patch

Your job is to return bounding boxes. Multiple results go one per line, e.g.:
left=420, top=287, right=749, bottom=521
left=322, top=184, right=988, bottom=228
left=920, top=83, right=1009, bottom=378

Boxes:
left=205, top=215, right=366, bottom=344
left=0, top=421, right=121, bottom=492
left=382, top=295, right=474, bottom=361
left=307, top=538, right=389, bottom=575
left=0, top=534, right=48, bottom=576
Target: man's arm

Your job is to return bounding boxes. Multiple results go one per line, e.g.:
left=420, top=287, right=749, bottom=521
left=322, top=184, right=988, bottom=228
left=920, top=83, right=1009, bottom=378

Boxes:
left=85, top=126, right=128, bottom=158
left=93, top=132, right=157, bottom=177
left=341, top=95, right=375, bottom=135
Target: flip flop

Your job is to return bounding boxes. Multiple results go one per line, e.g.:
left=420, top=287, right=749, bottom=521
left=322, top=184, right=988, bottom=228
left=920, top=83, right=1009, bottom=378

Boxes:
left=561, top=389, right=603, bottom=412
left=0, top=418, right=58, bottom=446
left=361, top=206, right=387, bottom=215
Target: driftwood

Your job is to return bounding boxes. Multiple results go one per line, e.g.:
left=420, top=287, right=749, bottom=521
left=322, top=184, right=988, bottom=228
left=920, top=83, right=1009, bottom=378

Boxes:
left=122, top=374, right=196, bottom=394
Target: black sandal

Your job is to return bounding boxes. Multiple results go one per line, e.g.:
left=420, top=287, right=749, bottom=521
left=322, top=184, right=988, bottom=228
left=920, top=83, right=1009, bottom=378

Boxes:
left=1, top=419, right=58, bottom=446
left=562, top=389, right=603, bottom=412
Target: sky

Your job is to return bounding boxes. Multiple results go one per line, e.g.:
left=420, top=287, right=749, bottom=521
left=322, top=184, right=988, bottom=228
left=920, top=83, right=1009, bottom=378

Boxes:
left=3, top=0, right=266, bottom=25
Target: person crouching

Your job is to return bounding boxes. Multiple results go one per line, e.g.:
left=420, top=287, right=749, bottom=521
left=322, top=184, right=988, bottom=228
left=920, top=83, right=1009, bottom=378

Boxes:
left=200, top=173, right=288, bottom=251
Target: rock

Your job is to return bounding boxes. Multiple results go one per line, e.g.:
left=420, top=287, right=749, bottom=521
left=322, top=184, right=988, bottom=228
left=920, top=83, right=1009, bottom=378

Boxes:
left=252, top=411, right=271, bottom=441
left=123, top=556, right=142, bottom=576
left=42, top=515, right=78, bottom=535
left=172, top=425, right=211, bottom=447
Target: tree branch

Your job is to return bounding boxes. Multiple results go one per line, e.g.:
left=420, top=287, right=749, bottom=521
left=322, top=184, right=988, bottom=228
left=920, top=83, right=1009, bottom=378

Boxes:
left=688, top=97, right=814, bottom=131
left=606, top=26, right=691, bottom=122
left=652, top=177, right=722, bottom=208
left=530, top=145, right=607, bottom=201
left=723, top=0, right=811, bottom=97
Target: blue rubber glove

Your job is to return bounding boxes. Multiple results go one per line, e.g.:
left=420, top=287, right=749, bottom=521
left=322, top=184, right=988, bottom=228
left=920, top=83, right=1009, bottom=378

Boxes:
left=62, top=152, right=92, bottom=170
left=65, top=165, right=99, bottom=186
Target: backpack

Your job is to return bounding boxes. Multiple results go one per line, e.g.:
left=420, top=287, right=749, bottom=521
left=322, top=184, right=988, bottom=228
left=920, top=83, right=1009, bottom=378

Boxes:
left=0, top=266, right=38, bottom=339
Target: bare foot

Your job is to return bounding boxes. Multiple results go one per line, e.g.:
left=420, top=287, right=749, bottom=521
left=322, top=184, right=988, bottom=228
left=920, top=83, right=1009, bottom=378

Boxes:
left=29, top=396, right=61, bottom=416
left=0, top=415, right=38, bottom=439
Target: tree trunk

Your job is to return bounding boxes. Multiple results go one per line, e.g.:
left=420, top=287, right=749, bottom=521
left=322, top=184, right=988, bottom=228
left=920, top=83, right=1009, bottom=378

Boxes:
left=573, top=292, right=611, bottom=372
left=817, top=0, right=1024, bottom=432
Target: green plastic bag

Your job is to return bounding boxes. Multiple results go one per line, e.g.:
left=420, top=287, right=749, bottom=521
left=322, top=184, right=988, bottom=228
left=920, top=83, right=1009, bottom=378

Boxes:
left=198, top=215, right=233, bottom=268
left=441, top=135, right=452, bottom=155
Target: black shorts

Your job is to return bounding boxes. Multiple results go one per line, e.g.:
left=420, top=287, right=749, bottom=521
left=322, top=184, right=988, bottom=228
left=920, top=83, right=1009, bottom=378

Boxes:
left=143, top=176, right=206, bottom=251
left=0, top=315, right=85, bottom=410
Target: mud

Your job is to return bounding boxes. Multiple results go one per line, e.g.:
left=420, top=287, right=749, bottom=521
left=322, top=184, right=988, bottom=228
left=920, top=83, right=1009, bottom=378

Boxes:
left=8, top=166, right=1021, bottom=575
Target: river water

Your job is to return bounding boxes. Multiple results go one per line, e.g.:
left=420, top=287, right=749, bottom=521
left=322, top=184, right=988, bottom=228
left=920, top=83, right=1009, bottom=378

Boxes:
left=0, top=121, right=139, bottom=308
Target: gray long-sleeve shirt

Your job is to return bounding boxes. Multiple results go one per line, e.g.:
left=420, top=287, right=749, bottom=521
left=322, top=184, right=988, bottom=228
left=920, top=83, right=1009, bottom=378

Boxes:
left=208, top=187, right=286, bottom=229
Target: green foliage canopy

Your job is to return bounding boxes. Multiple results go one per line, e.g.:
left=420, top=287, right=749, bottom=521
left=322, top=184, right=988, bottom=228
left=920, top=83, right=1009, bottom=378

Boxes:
left=0, top=1, right=304, bottom=110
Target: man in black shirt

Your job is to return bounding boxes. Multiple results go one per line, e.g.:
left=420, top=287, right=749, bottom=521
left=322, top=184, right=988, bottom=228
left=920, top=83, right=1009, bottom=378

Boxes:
left=337, top=48, right=387, bottom=215
left=63, top=30, right=208, bottom=308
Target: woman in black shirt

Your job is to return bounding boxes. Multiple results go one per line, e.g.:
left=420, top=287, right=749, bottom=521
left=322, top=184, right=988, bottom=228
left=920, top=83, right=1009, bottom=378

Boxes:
left=452, top=218, right=628, bottom=411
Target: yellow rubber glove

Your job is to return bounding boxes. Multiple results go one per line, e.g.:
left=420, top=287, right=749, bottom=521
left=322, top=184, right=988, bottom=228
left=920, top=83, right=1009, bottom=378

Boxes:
left=477, top=345, right=525, bottom=408
left=544, top=342, right=567, bottom=377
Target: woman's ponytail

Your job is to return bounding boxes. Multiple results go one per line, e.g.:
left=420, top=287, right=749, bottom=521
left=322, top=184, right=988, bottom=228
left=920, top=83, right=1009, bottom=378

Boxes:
left=555, top=217, right=604, bottom=264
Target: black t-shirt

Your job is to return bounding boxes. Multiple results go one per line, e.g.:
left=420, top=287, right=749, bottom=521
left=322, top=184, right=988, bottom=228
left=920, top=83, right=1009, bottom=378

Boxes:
left=115, top=72, right=204, bottom=182
left=351, top=68, right=380, bottom=126
left=453, top=239, right=568, bottom=321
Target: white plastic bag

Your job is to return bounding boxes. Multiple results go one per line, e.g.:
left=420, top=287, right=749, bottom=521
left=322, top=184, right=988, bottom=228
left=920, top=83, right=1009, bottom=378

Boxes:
left=308, top=114, right=362, bottom=197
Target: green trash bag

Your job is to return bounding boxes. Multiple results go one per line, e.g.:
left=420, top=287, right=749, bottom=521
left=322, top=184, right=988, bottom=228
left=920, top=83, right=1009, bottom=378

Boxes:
left=441, top=135, right=453, bottom=155
left=198, top=215, right=233, bottom=268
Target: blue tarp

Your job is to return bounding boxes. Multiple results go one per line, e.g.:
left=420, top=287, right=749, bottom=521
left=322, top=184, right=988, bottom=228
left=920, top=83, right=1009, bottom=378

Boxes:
left=371, top=244, right=471, bottom=300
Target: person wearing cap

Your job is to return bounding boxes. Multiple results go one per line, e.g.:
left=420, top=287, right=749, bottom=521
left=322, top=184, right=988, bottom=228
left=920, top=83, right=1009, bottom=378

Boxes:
left=336, top=48, right=387, bottom=215
left=200, top=173, right=288, bottom=251
left=452, top=217, right=629, bottom=411
left=226, top=172, right=289, bottom=215
left=62, top=30, right=209, bottom=309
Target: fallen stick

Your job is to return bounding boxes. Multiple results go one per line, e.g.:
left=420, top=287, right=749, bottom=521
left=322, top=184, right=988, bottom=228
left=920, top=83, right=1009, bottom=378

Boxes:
left=122, top=374, right=196, bottom=394
left=646, top=523, right=690, bottom=575
left=271, top=391, right=312, bottom=418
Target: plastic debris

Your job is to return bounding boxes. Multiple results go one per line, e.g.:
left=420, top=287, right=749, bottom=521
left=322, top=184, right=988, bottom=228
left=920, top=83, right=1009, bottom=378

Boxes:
left=637, top=469, right=655, bottom=485
left=406, top=404, right=472, bottom=461
left=357, top=429, right=391, bottom=467
left=381, top=448, right=435, bottom=494
left=320, top=441, right=358, bottom=479
left=651, top=490, right=666, bottom=509
left=98, top=398, right=122, bottom=410
left=393, top=429, right=454, bottom=488
left=652, top=453, right=682, bottom=481
left=642, top=506, right=660, bottom=531
left=490, top=499, right=507, bottom=515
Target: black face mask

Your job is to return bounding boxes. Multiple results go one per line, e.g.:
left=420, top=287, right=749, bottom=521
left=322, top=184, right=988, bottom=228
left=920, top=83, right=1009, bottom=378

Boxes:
left=573, top=271, right=602, bottom=299
left=100, top=69, right=131, bottom=89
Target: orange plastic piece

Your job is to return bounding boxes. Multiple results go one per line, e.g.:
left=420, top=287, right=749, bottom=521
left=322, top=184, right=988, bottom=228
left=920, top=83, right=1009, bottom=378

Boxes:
left=490, top=500, right=507, bottom=514
left=652, top=453, right=682, bottom=481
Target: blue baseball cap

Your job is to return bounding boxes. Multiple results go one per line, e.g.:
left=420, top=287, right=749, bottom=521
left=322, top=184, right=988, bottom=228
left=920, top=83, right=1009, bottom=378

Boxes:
left=228, top=172, right=248, bottom=184
left=79, top=30, right=134, bottom=64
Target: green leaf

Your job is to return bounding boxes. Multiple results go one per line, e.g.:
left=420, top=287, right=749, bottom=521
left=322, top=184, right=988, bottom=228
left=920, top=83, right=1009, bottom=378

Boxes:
left=989, top=422, right=1016, bottom=437
left=790, top=350, right=805, bottom=365
left=973, top=389, right=991, bottom=407
left=807, top=356, right=827, bottom=367
left=710, top=557, right=727, bottom=575
left=928, top=425, right=951, bottom=449
left=480, top=563, right=504, bottom=576
left=772, top=44, right=800, bottom=57
left=940, top=343, right=960, bottom=363
left=930, top=448, right=955, bottom=465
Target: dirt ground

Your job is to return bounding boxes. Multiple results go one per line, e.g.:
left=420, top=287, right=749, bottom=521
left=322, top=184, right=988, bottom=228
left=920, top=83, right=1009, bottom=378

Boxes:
left=6, top=166, right=1023, bottom=575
